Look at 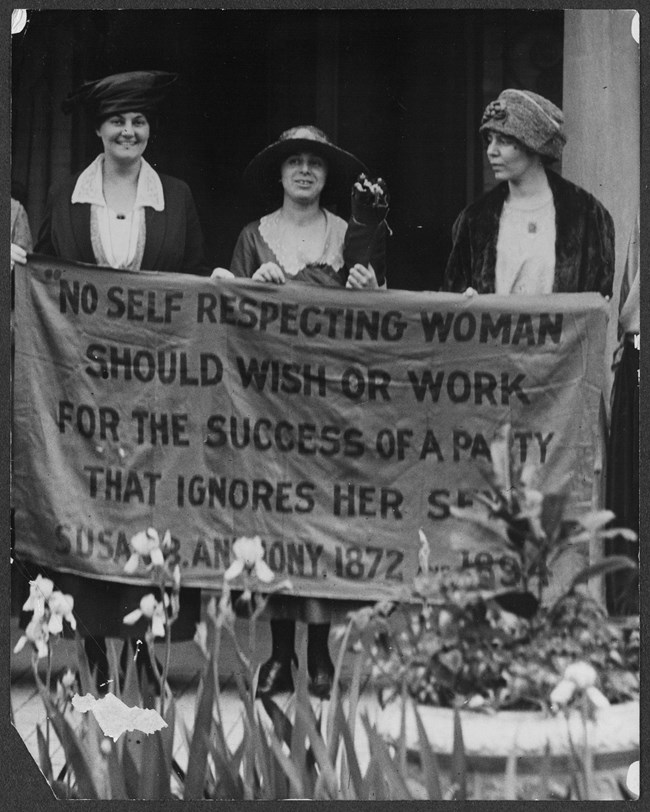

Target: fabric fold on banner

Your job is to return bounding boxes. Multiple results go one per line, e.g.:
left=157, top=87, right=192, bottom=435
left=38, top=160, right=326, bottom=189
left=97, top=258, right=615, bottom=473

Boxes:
left=13, top=256, right=608, bottom=601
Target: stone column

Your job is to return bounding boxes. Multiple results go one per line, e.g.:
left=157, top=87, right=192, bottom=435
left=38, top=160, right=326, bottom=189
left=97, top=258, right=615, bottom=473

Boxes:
left=562, top=9, right=640, bottom=594
left=562, top=9, right=640, bottom=388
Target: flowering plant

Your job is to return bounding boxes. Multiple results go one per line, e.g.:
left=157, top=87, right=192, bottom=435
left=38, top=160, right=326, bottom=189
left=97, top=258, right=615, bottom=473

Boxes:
left=123, top=592, right=170, bottom=639
left=14, top=575, right=76, bottom=659
left=362, top=426, right=639, bottom=713
left=224, top=535, right=274, bottom=584
left=121, top=527, right=181, bottom=713
left=208, top=535, right=293, bottom=670
left=124, top=527, right=177, bottom=575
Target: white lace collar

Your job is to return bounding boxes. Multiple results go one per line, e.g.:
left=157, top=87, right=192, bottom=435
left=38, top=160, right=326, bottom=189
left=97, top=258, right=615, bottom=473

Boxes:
left=258, top=208, right=345, bottom=276
left=71, top=154, right=165, bottom=211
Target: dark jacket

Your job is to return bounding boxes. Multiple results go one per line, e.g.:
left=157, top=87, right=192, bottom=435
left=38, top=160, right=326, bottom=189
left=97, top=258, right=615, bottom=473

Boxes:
left=35, top=170, right=209, bottom=275
left=443, top=170, right=614, bottom=297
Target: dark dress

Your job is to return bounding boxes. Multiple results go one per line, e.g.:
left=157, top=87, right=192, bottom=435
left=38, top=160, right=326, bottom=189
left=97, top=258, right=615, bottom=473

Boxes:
left=17, top=163, right=208, bottom=641
left=605, top=216, right=639, bottom=615
left=229, top=206, right=383, bottom=623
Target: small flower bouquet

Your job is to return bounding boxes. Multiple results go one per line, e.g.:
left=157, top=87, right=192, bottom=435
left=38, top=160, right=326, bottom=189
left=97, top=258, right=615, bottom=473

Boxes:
left=351, top=173, right=390, bottom=217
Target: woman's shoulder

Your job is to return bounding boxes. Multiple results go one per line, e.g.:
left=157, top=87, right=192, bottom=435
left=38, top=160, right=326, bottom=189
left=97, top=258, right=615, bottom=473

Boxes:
left=323, top=208, right=348, bottom=232
left=49, top=172, right=82, bottom=199
left=11, top=197, right=26, bottom=221
left=323, top=208, right=348, bottom=242
left=239, top=217, right=265, bottom=237
left=156, top=172, right=191, bottom=196
left=455, top=182, right=508, bottom=225
left=546, top=170, right=612, bottom=219
left=324, top=208, right=347, bottom=227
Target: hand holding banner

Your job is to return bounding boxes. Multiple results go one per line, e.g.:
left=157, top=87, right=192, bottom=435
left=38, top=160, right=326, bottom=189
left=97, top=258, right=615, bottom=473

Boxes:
left=13, top=256, right=608, bottom=601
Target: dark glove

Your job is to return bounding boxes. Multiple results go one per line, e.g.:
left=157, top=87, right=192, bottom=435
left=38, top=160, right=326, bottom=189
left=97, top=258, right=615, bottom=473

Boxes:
left=343, top=174, right=390, bottom=286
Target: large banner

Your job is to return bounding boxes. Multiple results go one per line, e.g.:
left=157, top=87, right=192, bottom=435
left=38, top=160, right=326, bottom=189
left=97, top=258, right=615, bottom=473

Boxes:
left=14, top=256, right=608, bottom=601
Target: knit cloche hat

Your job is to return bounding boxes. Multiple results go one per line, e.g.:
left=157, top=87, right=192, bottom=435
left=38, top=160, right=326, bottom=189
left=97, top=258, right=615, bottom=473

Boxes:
left=243, top=125, right=367, bottom=205
left=479, top=88, right=566, bottom=162
left=62, top=70, right=178, bottom=119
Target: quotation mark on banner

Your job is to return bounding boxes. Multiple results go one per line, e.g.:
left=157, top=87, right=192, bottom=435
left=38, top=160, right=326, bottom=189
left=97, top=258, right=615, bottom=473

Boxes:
left=12, top=10, right=27, bottom=35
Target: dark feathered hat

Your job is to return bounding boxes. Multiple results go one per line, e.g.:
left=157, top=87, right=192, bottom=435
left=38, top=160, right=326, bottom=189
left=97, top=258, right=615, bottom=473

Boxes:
left=62, top=70, right=178, bottom=119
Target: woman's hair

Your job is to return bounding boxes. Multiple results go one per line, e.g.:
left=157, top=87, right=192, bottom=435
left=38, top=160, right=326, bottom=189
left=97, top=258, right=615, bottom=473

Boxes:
left=481, top=128, right=554, bottom=164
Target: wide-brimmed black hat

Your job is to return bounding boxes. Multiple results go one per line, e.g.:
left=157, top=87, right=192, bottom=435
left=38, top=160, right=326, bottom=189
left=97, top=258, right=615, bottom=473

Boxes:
left=243, top=125, right=367, bottom=208
left=62, top=70, right=178, bottom=120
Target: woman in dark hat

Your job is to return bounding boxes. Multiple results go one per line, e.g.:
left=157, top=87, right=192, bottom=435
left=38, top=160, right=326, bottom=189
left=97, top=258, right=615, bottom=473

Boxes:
left=34, top=70, right=207, bottom=274
left=229, top=124, right=388, bottom=288
left=443, top=88, right=614, bottom=297
left=229, top=125, right=389, bottom=699
left=24, top=71, right=205, bottom=691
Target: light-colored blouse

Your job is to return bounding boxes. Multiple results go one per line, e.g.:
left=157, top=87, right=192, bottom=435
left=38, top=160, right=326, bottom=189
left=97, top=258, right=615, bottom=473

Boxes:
left=71, top=154, right=165, bottom=270
left=11, top=198, right=33, bottom=252
left=495, top=190, right=556, bottom=295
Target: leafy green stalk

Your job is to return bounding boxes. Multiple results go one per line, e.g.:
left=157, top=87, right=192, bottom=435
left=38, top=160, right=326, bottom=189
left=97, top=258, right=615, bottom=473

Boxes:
left=450, top=706, right=467, bottom=800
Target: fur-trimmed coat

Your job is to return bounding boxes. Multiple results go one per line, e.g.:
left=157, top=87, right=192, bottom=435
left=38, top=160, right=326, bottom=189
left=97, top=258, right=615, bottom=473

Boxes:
left=443, top=170, right=614, bottom=297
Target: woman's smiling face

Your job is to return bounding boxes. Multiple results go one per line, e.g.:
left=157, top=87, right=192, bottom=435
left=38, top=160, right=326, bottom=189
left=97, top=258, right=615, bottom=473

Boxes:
left=97, top=111, right=150, bottom=163
left=280, top=151, right=328, bottom=203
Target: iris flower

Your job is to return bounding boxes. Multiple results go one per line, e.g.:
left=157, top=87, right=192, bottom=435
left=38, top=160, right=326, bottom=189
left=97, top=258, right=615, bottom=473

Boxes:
left=22, top=575, right=55, bottom=619
left=124, top=528, right=171, bottom=574
left=47, top=591, right=77, bottom=634
left=123, top=593, right=168, bottom=638
left=224, top=535, right=274, bottom=583
left=550, top=660, right=610, bottom=711
left=15, top=579, right=76, bottom=657
left=14, top=615, right=50, bottom=659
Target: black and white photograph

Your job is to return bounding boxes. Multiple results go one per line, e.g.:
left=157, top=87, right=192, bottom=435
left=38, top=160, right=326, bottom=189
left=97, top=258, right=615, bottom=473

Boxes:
left=7, top=5, right=642, bottom=803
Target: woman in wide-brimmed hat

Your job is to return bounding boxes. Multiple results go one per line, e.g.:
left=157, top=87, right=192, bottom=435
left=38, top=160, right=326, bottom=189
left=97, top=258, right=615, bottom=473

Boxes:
left=443, top=88, right=614, bottom=297
left=21, top=71, right=205, bottom=692
left=229, top=124, right=388, bottom=288
left=228, top=125, right=389, bottom=700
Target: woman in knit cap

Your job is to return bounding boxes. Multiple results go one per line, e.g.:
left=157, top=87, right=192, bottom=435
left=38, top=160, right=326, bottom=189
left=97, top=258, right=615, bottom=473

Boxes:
left=34, top=70, right=207, bottom=274
left=443, top=88, right=614, bottom=296
left=24, top=71, right=204, bottom=694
